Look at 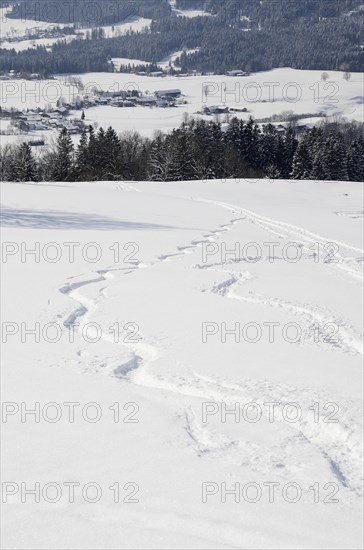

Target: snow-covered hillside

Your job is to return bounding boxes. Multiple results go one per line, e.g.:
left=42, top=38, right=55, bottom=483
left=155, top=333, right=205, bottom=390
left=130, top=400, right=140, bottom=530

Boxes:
left=0, top=6, right=152, bottom=51
left=1, top=178, right=363, bottom=549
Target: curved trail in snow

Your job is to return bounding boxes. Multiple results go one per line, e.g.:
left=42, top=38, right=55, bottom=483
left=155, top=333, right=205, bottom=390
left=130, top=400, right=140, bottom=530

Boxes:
left=57, top=189, right=363, bottom=496
left=195, top=198, right=364, bottom=282
left=195, top=264, right=363, bottom=356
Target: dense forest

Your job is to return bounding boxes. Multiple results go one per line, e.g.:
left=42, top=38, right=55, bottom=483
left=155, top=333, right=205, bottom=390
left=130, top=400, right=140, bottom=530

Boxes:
left=8, top=0, right=363, bottom=25
left=1, top=118, right=363, bottom=183
left=7, top=0, right=171, bottom=24
left=1, top=0, right=363, bottom=76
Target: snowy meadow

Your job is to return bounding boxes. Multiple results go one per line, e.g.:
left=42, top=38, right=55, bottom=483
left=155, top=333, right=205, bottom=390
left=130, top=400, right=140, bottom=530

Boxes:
left=1, top=178, right=363, bottom=549
left=1, top=1, right=364, bottom=548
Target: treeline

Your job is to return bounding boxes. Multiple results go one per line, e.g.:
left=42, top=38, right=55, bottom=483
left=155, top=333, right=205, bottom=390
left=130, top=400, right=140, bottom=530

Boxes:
left=1, top=1, right=363, bottom=76
left=1, top=118, right=363, bottom=183
left=176, top=0, right=362, bottom=22
left=8, top=0, right=171, bottom=25
left=0, top=42, right=111, bottom=75
left=10, top=0, right=363, bottom=25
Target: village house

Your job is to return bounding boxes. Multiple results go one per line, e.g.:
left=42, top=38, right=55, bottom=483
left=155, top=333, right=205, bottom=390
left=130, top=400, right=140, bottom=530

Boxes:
left=203, top=105, right=229, bottom=115
left=226, top=70, right=249, bottom=77
left=28, top=139, right=45, bottom=147
left=156, top=99, right=169, bottom=108
left=155, top=89, right=182, bottom=99
left=136, top=96, right=157, bottom=106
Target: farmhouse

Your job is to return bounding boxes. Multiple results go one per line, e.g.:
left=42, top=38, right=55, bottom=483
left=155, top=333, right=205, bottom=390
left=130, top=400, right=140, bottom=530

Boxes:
left=156, top=99, right=169, bottom=108
left=28, top=139, right=45, bottom=146
left=226, top=70, right=248, bottom=77
left=103, top=90, right=128, bottom=99
left=203, top=105, right=229, bottom=115
left=155, top=89, right=182, bottom=99
left=136, top=96, right=157, bottom=106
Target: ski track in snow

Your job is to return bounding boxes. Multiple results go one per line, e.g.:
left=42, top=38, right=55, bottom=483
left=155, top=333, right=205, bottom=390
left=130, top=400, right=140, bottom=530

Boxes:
left=113, top=181, right=142, bottom=193
left=196, top=198, right=364, bottom=282
left=195, top=264, right=363, bottom=356
left=151, top=369, right=362, bottom=494
left=58, top=212, right=242, bottom=374
left=335, top=210, right=363, bottom=219
left=57, top=190, right=363, bottom=497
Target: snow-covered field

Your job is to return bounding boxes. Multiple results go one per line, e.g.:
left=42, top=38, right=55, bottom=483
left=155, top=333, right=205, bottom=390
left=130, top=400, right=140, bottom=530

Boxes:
left=0, top=6, right=151, bottom=51
left=1, top=178, right=363, bottom=549
left=66, top=68, right=364, bottom=128
left=157, top=48, right=200, bottom=71
left=167, top=0, right=214, bottom=18
left=1, top=68, right=363, bottom=145
left=0, top=6, right=73, bottom=38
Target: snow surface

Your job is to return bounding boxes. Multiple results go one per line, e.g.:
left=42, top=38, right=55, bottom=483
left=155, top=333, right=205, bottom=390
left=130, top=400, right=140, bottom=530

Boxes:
left=157, top=48, right=201, bottom=71
left=1, top=178, right=363, bottom=549
left=68, top=68, right=364, bottom=129
left=1, top=68, right=363, bottom=146
left=167, top=0, right=213, bottom=18
left=171, top=7, right=213, bottom=18
left=0, top=6, right=73, bottom=38
left=0, top=7, right=151, bottom=51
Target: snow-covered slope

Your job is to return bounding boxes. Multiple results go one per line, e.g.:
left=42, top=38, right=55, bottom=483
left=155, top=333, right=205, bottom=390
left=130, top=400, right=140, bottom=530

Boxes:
left=0, top=6, right=151, bottom=51
left=1, top=179, right=363, bottom=549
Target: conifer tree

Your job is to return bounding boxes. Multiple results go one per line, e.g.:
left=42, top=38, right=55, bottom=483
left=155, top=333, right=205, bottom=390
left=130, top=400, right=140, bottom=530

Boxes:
left=324, top=133, right=348, bottom=181
left=104, top=126, right=122, bottom=180
left=53, top=128, right=75, bottom=181
left=290, top=137, right=311, bottom=179
left=75, top=129, right=89, bottom=180
left=310, top=128, right=329, bottom=180
left=283, top=127, right=298, bottom=179
left=14, top=143, right=38, bottom=182
left=87, top=125, right=98, bottom=177
left=347, top=138, right=364, bottom=182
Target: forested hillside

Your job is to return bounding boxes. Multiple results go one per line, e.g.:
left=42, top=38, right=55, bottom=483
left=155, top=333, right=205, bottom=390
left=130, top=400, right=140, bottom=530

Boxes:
left=7, top=0, right=171, bottom=24
left=9, top=0, right=363, bottom=24
left=1, top=0, right=363, bottom=75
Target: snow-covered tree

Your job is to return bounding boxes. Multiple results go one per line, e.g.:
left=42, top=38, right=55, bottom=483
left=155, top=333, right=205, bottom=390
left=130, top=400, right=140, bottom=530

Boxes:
left=14, top=143, right=38, bottom=182
left=53, top=129, right=75, bottom=181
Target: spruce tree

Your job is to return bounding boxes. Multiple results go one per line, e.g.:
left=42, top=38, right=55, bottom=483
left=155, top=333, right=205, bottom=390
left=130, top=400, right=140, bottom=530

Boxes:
left=87, top=125, right=98, bottom=178
left=290, top=138, right=311, bottom=179
left=75, top=129, right=89, bottom=180
left=324, top=133, right=349, bottom=181
left=104, top=127, right=122, bottom=180
left=283, top=127, right=298, bottom=179
left=242, top=118, right=261, bottom=169
left=149, top=134, right=171, bottom=181
left=53, top=129, right=75, bottom=181
left=93, top=128, right=107, bottom=180
left=0, top=144, right=17, bottom=181
left=169, top=128, right=196, bottom=181
left=260, top=124, right=280, bottom=177
left=14, top=143, right=38, bottom=182
left=347, top=138, right=364, bottom=182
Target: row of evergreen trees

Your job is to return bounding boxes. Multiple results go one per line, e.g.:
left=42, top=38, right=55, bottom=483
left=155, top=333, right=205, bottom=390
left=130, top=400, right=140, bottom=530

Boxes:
left=1, top=118, right=363, bottom=183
